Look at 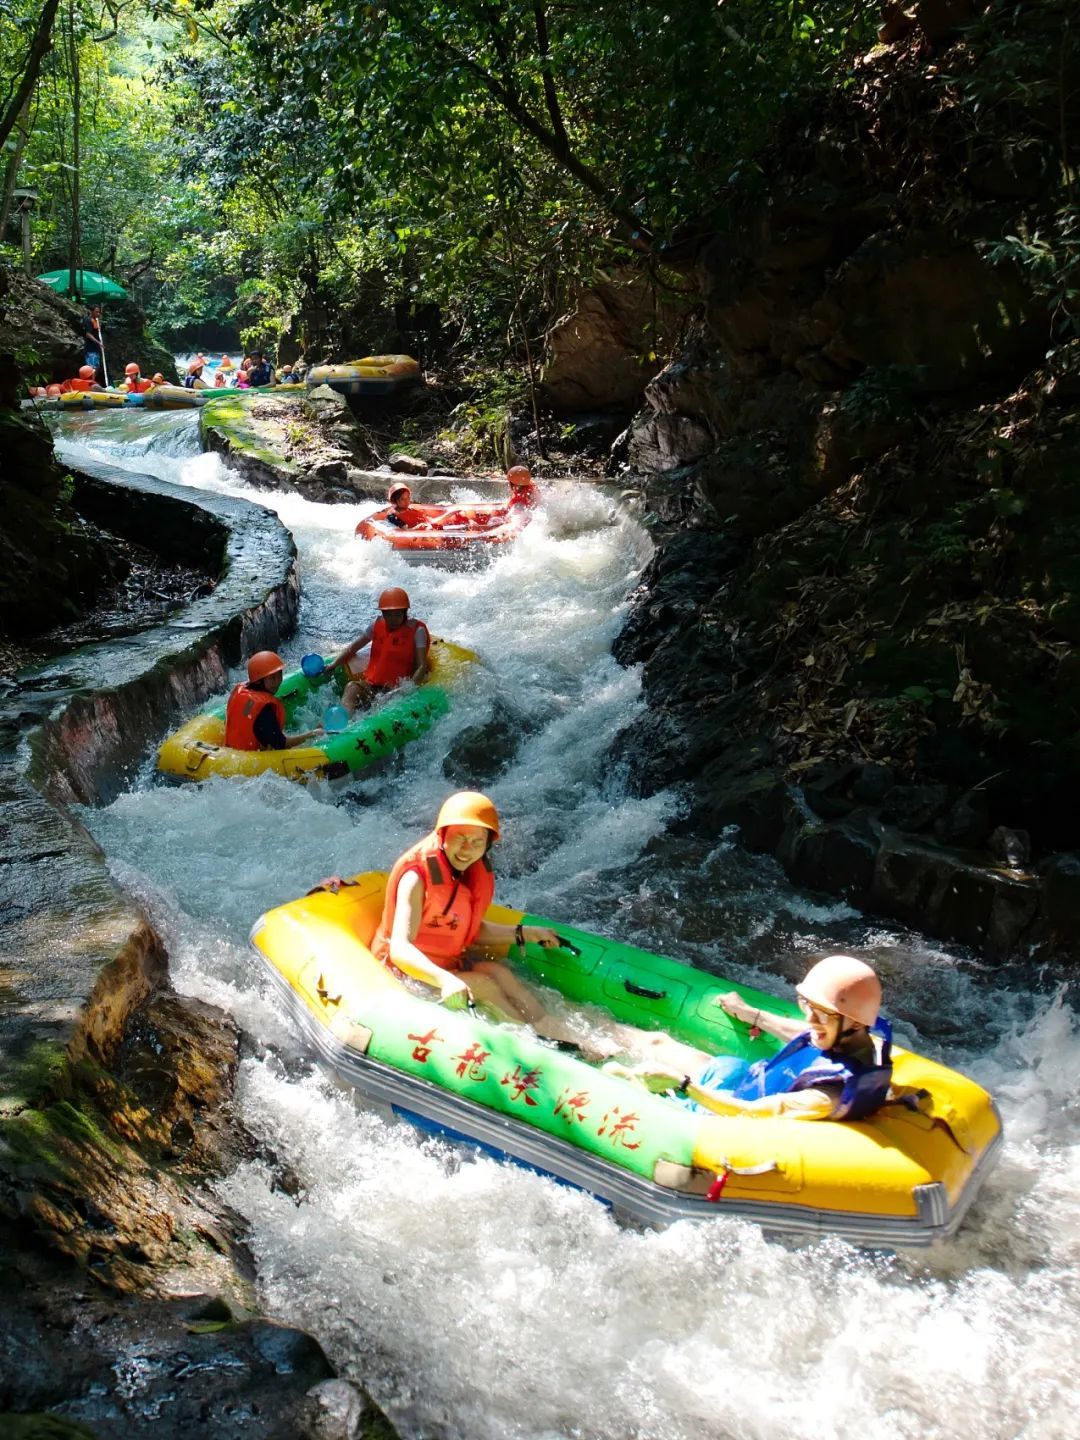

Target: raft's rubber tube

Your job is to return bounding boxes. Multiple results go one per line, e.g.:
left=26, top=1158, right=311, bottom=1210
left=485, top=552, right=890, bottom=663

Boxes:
left=249, top=876, right=1003, bottom=1244
left=306, top=355, right=422, bottom=397
left=356, top=502, right=524, bottom=552
left=156, top=638, right=474, bottom=783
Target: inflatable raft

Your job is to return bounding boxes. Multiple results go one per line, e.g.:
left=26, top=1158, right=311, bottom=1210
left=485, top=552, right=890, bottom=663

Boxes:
left=156, top=639, right=473, bottom=783
left=306, top=355, right=421, bottom=398
left=53, top=382, right=305, bottom=411
left=250, top=876, right=1003, bottom=1246
left=356, top=502, right=525, bottom=553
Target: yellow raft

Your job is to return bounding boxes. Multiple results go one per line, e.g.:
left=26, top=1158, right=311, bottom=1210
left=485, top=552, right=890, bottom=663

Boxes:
left=305, top=355, right=421, bottom=397
left=250, top=875, right=1003, bottom=1245
left=157, top=639, right=474, bottom=783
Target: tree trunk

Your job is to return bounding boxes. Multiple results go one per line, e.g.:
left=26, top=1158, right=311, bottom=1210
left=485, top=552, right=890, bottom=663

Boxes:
left=65, top=0, right=80, bottom=297
left=0, top=97, right=32, bottom=240
left=0, top=0, right=61, bottom=154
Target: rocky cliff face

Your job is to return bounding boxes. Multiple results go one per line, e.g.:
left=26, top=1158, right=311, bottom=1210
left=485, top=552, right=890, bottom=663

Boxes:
left=0, top=265, right=177, bottom=385
left=609, top=6, right=1080, bottom=962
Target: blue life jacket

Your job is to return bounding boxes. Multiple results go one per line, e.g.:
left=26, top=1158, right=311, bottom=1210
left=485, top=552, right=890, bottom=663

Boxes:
left=695, top=1020, right=893, bottom=1121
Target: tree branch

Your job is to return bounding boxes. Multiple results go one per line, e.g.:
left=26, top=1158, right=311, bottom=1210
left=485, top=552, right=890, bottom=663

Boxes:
left=532, top=2, right=569, bottom=153
left=0, top=0, right=62, bottom=155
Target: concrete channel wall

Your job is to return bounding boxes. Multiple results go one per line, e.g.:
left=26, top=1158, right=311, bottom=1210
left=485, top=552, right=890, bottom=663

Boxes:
left=0, top=455, right=297, bottom=1213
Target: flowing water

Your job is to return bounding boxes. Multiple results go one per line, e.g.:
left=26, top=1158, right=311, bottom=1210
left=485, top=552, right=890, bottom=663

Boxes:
left=53, top=410, right=1080, bottom=1440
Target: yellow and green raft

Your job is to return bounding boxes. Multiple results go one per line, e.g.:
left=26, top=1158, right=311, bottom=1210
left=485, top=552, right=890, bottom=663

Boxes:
left=157, top=639, right=474, bottom=783
left=250, top=874, right=1003, bottom=1245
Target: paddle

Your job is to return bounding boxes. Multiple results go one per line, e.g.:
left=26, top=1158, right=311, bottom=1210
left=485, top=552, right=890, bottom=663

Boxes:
left=97, top=314, right=109, bottom=388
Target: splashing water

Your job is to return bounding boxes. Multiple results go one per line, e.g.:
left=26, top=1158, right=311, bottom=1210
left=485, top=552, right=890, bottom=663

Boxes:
left=60, top=414, right=1080, bottom=1440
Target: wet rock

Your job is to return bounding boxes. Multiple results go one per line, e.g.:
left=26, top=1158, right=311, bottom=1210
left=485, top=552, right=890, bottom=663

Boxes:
left=684, top=746, right=786, bottom=850
left=880, top=783, right=950, bottom=833
left=935, top=788, right=991, bottom=848
left=851, top=764, right=896, bottom=806
left=443, top=698, right=535, bottom=784
left=988, top=825, right=1031, bottom=870
left=1031, top=852, right=1080, bottom=957
left=388, top=452, right=428, bottom=475
left=870, top=829, right=1038, bottom=957
left=776, top=809, right=878, bottom=903
left=294, top=1379, right=381, bottom=1440
left=801, top=761, right=861, bottom=821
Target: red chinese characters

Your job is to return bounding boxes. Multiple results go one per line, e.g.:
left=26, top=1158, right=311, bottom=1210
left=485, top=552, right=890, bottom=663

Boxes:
left=407, top=1027, right=443, bottom=1063
left=553, top=1087, right=591, bottom=1125
left=597, top=1105, right=642, bottom=1150
left=453, top=1043, right=490, bottom=1081
left=500, top=1064, right=543, bottom=1106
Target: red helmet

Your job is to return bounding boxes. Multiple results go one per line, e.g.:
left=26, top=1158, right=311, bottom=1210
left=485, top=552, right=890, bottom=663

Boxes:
left=247, top=650, right=285, bottom=683
left=506, top=465, right=534, bottom=488
left=797, top=956, right=882, bottom=1028
left=124, top=362, right=140, bottom=375
left=387, top=482, right=411, bottom=502
left=378, top=586, right=410, bottom=611
left=78, top=365, right=95, bottom=378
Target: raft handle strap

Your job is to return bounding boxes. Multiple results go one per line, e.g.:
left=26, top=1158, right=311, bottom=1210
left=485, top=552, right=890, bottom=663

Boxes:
left=555, top=935, right=582, bottom=956
left=624, top=979, right=667, bottom=1001
left=706, top=1156, right=779, bottom=1203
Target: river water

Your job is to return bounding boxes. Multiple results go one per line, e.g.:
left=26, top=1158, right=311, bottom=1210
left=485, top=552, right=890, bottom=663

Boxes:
left=53, top=411, right=1080, bottom=1440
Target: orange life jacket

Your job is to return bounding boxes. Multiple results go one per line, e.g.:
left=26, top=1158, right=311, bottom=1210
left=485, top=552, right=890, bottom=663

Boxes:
left=69, top=378, right=94, bottom=392
left=372, top=830, right=495, bottom=969
left=224, top=682, right=285, bottom=751
left=362, top=616, right=429, bottom=687
left=125, top=377, right=154, bottom=394
left=508, top=488, right=537, bottom=512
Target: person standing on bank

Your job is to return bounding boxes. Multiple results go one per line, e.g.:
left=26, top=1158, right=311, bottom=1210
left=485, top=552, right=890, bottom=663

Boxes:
left=81, top=304, right=103, bottom=376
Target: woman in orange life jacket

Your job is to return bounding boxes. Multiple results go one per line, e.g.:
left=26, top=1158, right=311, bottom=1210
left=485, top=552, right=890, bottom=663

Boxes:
left=325, top=586, right=429, bottom=713
left=224, top=651, right=323, bottom=752
left=384, top=481, right=426, bottom=529
left=429, top=465, right=538, bottom=531
left=320, top=792, right=584, bottom=1040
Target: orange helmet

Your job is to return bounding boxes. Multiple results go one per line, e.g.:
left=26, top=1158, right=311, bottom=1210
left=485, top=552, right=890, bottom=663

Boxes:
left=506, top=465, right=534, bottom=488
left=436, top=791, right=500, bottom=841
left=387, top=482, right=411, bottom=501
left=246, top=650, right=285, bottom=683
left=124, top=362, right=140, bottom=375
left=78, top=365, right=95, bottom=378
left=796, top=956, right=882, bottom=1028
left=378, top=586, right=410, bottom=611
left=188, top=360, right=203, bottom=373
left=151, top=373, right=166, bottom=384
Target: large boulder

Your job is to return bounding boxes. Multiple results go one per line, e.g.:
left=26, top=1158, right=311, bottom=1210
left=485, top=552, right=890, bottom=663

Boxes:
left=541, top=270, right=683, bottom=413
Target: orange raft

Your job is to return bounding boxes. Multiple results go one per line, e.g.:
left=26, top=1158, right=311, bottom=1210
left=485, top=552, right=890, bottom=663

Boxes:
left=355, top=502, right=528, bottom=553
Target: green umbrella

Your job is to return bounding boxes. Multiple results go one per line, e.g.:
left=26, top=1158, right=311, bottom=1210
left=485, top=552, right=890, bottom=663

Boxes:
left=36, top=268, right=127, bottom=301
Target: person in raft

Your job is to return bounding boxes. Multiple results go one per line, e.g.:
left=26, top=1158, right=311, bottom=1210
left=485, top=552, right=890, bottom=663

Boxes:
left=224, top=651, right=322, bottom=751
left=608, top=955, right=892, bottom=1122
left=183, top=359, right=209, bottom=390
left=430, top=465, right=539, bottom=530
left=321, top=792, right=582, bottom=1040
left=248, top=351, right=276, bottom=387
left=214, top=356, right=236, bottom=388
left=326, top=586, right=429, bottom=712
left=64, top=365, right=103, bottom=393
left=119, top=362, right=155, bottom=394
left=384, top=481, right=426, bottom=529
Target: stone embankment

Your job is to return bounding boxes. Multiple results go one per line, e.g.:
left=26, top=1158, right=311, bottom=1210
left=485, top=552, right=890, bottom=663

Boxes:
left=0, top=456, right=395, bottom=1436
